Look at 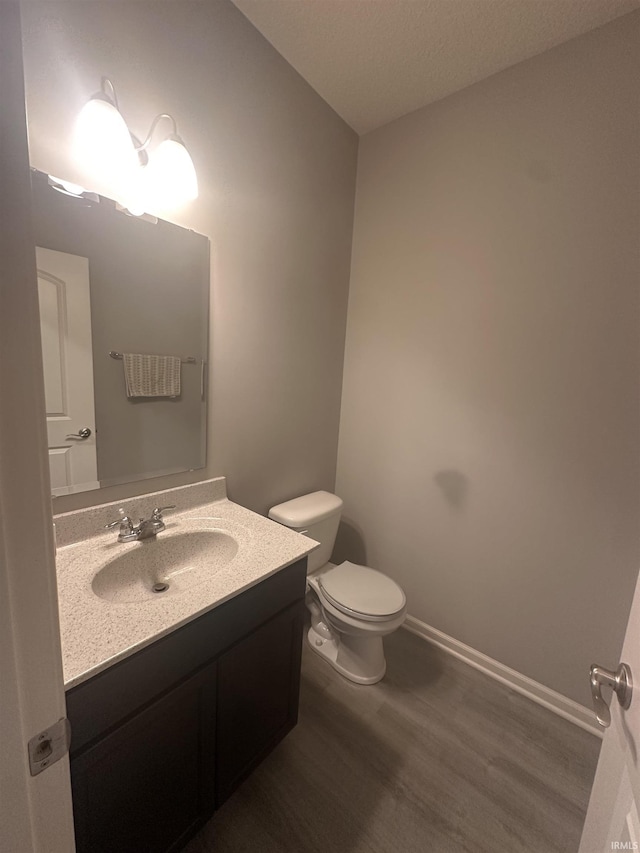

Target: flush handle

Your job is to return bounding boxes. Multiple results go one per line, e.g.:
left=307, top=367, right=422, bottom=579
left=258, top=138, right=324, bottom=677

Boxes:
left=590, top=662, right=632, bottom=728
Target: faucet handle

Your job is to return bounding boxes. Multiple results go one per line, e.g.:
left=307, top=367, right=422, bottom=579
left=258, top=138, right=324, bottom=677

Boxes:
left=105, top=508, right=133, bottom=532
left=151, top=505, right=176, bottom=521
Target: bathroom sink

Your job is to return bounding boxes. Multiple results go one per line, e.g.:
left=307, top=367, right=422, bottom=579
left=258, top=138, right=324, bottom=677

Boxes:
left=92, top=526, right=240, bottom=604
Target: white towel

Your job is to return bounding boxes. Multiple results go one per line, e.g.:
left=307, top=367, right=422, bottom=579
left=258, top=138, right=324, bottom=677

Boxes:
left=122, top=353, right=181, bottom=398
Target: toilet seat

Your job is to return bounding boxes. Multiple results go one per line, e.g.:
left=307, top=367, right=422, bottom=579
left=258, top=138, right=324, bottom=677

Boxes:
left=316, top=561, right=406, bottom=623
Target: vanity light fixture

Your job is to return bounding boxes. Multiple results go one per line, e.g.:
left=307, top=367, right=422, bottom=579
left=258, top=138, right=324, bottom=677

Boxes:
left=114, top=202, right=158, bottom=226
left=46, top=174, right=99, bottom=202
left=136, top=114, right=199, bottom=207
left=74, top=77, right=198, bottom=212
left=74, top=78, right=139, bottom=193
left=47, top=176, right=86, bottom=197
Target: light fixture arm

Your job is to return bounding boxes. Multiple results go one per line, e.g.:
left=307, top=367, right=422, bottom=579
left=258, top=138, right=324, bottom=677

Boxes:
left=137, top=114, right=180, bottom=152
left=99, top=77, right=119, bottom=109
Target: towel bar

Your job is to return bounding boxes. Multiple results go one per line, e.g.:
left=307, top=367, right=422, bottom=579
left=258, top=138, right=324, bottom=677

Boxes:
left=109, top=350, right=197, bottom=364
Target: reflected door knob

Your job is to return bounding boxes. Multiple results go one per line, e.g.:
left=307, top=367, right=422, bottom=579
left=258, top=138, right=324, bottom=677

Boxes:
left=66, top=427, right=92, bottom=440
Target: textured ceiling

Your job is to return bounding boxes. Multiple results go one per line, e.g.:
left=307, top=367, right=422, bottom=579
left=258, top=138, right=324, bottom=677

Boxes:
left=231, top=0, right=640, bottom=134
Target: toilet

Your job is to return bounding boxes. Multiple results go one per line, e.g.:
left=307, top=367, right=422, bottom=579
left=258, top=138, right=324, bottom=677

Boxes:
left=268, top=491, right=407, bottom=685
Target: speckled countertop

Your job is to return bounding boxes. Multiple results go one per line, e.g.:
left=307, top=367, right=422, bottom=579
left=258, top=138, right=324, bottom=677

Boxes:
left=54, top=478, right=316, bottom=689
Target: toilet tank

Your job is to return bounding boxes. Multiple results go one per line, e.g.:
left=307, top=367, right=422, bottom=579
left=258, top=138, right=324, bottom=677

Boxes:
left=268, top=491, right=343, bottom=573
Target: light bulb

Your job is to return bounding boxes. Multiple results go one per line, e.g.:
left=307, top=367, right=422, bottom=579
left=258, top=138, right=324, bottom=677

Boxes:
left=145, top=135, right=198, bottom=207
left=74, top=95, right=138, bottom=195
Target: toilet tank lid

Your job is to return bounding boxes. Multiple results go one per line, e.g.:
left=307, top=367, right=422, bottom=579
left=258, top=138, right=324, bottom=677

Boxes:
left=268, top=491, right=343, bottom=527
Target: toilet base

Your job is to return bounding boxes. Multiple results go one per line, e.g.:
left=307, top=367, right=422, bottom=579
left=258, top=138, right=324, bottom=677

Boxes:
left=306, top=625, right=386, bottom=685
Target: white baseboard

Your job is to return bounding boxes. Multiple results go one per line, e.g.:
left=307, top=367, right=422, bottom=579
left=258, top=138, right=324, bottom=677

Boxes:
left=402, top=615, right=603, bottom=739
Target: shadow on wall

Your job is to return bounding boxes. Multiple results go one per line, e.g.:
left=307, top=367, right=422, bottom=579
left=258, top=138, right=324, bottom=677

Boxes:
left=332, top=517, right=368, bottom=566
left=434, top=470, right=469, bottom=510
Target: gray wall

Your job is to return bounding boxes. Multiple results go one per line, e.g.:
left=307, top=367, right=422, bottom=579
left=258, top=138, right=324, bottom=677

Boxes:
left=335, top=13, right=640, bottom=706
left=21, top=0, right=357, bottom=514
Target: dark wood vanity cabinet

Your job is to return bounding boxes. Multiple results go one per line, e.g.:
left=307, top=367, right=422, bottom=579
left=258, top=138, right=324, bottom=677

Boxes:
left=70, top=662, right=218, bottom=853
left=216, top=601, right=304, bottom=805
left=66, top=559, right=306, bottom=853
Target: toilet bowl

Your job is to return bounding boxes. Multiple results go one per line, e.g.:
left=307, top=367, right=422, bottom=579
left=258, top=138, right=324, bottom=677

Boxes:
left=306, top=560, right=406, bottom=683
left=268, top=491, right=407, bottom=685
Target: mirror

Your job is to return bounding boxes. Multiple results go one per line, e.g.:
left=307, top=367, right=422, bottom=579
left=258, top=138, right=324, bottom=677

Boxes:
left=31, top=169, right=209, bottom=496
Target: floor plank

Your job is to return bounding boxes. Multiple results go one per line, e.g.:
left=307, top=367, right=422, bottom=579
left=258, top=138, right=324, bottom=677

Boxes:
left=184, top=628, right=600, bottom=853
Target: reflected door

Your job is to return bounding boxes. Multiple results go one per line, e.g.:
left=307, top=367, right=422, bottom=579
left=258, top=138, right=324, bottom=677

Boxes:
left=36, top=246, right=98, bottom=495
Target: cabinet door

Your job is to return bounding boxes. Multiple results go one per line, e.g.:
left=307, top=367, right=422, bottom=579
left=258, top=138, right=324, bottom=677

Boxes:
left=216, top=602, right=304, bottom=806
left=71, top=662, right=217, bottom=853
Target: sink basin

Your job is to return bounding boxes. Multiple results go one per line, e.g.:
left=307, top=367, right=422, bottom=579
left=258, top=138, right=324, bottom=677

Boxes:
left=92, top=526, right=240, bottom=604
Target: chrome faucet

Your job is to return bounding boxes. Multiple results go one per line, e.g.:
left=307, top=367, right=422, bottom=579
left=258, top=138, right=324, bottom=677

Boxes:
left=105, top=506, right=176, bottom=542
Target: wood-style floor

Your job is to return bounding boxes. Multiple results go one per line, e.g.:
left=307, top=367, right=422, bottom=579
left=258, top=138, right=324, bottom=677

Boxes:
left=184, top=628, right=601, bottom=853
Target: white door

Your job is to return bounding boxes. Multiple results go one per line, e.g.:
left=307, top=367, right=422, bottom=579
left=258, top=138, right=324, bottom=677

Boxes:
left=579, top=567, right=640, bottom=851
left=1, top=2, right=76, bottom=850
left=36, top=246, right=98, bottom=494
